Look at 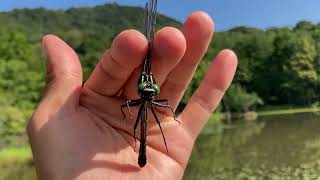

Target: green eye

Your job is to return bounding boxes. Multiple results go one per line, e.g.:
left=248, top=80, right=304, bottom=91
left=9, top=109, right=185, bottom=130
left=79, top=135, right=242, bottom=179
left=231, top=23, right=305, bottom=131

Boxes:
left=138, top=83, right=147, bottom=93
left=151, top=84, right=160, bottom=95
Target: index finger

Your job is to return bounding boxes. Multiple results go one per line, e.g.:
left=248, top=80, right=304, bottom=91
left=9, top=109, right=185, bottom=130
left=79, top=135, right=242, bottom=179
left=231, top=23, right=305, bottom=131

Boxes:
left=84, top=30, right=148, bottom=97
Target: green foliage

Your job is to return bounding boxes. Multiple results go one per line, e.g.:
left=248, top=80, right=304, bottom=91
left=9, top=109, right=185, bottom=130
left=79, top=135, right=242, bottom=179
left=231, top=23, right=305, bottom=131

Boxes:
left=0, top=29, right=33, bottom=61
left=283, top=34, right=318, bottom=102
left=0, top=103, right=30, bottom=147
left=223, top=84, right=264, bottom=112
left=294, top=20, right=314, bottom=31
left=0, top=59, right=43, bottom=104
left=194, top=23, right=318, bottom=107
left=0, top=30, right=43, bottom=105
left=0, top=30, right=42, bottom=147
left=264, top=32, right=318, bottom=104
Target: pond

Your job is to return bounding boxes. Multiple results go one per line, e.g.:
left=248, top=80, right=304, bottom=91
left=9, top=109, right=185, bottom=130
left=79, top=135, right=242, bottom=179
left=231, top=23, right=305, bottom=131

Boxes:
left=184, top=112, right=320, bottom=180
left=1, top=112, right=320, bottom=180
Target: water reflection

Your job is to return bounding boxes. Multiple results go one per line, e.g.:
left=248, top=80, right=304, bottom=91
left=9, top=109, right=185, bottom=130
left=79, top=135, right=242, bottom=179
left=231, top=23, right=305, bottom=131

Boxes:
left=184, top=113, right=320, bottom=179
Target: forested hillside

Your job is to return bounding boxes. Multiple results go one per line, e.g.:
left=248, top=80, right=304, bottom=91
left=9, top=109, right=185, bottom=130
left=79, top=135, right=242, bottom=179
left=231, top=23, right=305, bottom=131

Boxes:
left=0, top=3, right=319, bottom=147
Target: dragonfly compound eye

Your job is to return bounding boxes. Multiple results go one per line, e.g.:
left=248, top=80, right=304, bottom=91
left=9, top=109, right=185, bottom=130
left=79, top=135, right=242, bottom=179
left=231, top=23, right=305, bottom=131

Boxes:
left=138, top=82, right=148, bottom=94
left=151, top=84, right=160, bottom=95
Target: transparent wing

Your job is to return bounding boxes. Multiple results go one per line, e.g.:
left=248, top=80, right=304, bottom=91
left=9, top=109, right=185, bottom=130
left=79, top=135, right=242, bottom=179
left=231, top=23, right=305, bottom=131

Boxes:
left=144, top=0, right=157, bottom=43
left=142, top=0, right=157, bottom=74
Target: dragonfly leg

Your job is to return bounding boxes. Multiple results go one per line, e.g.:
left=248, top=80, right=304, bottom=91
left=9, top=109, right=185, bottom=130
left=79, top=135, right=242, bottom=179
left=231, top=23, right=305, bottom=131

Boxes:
left=150, top=103, right=169, bottom=153
left=152, top=99, right=180, bottom=124
left=121, top=99, right=144, bottom=121
left=153, top=99, right=169, bottom=103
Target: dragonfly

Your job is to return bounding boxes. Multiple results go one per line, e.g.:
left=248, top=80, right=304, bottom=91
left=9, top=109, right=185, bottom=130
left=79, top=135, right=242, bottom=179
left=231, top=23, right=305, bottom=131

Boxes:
left=121, top=0, right=180, bottom=168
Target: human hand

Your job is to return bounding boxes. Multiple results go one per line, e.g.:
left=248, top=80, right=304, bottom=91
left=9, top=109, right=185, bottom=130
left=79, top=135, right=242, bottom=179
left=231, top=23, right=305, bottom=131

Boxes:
left=27, top=12, right=237, bottom=180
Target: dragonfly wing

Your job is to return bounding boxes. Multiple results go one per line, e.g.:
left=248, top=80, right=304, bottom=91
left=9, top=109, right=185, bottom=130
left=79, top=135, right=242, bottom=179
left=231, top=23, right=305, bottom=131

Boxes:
left=145, top=0, right=157, bottom=43
left=143, top=0, right=158, bottom=74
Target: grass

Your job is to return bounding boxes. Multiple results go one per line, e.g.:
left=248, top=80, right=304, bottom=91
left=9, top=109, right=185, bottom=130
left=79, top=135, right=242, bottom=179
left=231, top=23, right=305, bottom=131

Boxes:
left=209, top=113, right=224, bottom=121
left=0, top=147, right=32, bottom=162
left=258, top=107, right=320, bottom=116
left=209, top=106, right=320, bottom=120
left=0, top=150, right=35, bottom=180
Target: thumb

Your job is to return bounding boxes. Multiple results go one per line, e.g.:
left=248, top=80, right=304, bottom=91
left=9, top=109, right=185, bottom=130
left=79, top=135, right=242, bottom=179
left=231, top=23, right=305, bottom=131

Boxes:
left=41, top=35, right=83, bottom=110
left=27, top=36, right=83, bottom=167
left=27, top=35, right=82, bottom=133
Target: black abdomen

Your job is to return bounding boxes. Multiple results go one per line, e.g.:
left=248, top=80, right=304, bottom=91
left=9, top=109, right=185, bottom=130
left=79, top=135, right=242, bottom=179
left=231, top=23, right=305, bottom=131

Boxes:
left=138, top=106, right=148, bottom=167
left=138, top=153, right=147, bottom=167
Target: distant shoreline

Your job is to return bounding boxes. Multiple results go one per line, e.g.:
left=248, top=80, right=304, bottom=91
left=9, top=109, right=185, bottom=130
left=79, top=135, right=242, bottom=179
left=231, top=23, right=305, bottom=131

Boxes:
left=210, top=106, right=320, bottom=121
left=258, top=107, right=320, bottom=116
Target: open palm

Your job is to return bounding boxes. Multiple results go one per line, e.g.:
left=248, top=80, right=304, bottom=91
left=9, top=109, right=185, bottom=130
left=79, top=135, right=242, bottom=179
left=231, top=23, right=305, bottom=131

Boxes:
left=27, top=12, right=237, bottom=180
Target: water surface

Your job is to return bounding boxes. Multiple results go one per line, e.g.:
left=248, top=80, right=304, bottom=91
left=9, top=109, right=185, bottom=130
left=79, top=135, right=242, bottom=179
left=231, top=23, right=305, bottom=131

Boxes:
left=184, top=113, right=320, bottom=179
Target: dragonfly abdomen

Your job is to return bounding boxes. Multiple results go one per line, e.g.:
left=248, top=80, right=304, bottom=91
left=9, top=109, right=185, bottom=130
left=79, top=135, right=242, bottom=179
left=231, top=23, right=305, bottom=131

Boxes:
left=138, top=103, right=148, bottom=167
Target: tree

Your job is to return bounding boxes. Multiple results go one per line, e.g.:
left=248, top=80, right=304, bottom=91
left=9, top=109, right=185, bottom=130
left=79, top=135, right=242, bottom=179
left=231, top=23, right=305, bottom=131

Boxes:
left=0, top=30, right=43, bottom=106
left=294, top=21, right=314, bottom=31
left=0, top=28, right=33, bottom=61
left=223, top=84, right=263, bottom=112
left=281, top=33, right=318, bottom=104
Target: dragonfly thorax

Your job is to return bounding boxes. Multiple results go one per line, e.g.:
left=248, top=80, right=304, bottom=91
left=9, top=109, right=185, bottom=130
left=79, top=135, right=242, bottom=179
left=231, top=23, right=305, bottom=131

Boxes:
left=137, top=73, right=160, bottom=99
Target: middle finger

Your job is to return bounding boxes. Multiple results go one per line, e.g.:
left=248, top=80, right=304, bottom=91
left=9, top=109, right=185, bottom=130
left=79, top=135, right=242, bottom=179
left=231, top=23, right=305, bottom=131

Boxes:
left=122, top=27, right=186, bottom=99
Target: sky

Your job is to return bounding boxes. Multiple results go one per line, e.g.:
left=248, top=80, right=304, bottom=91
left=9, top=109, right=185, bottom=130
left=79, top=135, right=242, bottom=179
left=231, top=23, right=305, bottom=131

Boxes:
left=1, top=0, right=320, bottom=31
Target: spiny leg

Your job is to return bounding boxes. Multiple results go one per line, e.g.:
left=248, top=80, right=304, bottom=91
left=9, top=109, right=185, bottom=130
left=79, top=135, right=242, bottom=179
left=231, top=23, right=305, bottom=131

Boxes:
left=121, top=99, right=144, bottom=120
left=153, top=99, right=177, bottom=118
left=152, top=100, right=181, bottom=124
left=153, top=99, right=169, bottom=103
left=150, top=103, right=169, bottom=153
left=133, top=103, right=145, bottom=151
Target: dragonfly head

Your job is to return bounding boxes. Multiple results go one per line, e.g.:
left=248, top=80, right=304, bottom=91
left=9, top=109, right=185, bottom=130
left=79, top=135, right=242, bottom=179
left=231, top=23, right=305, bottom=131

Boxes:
left=138, top=82, right=160, bottom=97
